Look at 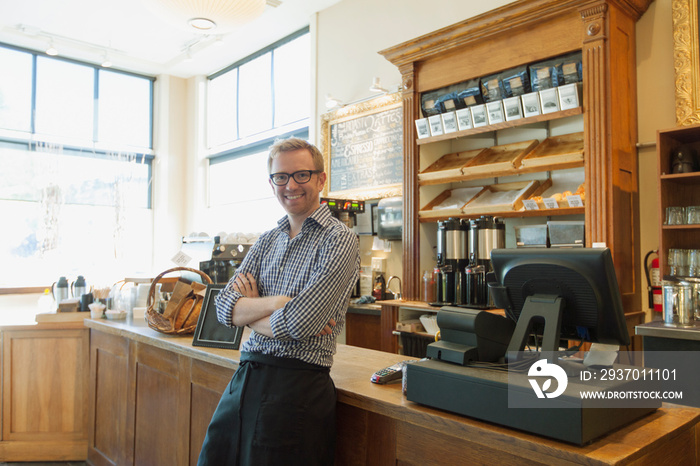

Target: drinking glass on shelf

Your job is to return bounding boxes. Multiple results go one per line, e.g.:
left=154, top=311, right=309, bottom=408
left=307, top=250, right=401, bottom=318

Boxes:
left=688, top=249, right=700, bottom=277
left=668, top=248, right=684, bottom=276
left=687, top=206, right=700, bottom=225
left=665, top=206, right=685, bottom=225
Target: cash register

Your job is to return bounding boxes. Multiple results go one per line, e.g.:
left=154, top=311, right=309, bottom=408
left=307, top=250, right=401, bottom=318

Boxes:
left=405, top=248, right=660, bottom=445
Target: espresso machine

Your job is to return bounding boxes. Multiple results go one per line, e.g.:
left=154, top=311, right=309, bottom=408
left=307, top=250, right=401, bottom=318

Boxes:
left=321, top=198, right=365, bottom=229
left=434, top=218, right=469, bottom=305
left=200, top=239, right=250, bottom=284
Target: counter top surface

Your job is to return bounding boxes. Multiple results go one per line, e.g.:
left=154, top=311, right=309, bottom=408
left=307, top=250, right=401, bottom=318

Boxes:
left=84, top=318, right=700, bottom=464
left=636, top=320, right=700, bottom=341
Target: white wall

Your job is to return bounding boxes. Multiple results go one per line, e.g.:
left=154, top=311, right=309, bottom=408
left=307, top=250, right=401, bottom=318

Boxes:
left=315, top=0, right=517, bottom=119
left=151, top=74, right=189, bottom=270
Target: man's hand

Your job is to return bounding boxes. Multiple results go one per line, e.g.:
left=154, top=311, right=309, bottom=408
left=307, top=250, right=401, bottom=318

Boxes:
left=233, top=273, right=259, bottom=297
left=315, top=318, right=336, bottom=337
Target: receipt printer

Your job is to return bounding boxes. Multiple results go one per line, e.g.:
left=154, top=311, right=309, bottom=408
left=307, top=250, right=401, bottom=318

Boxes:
left=426, top=307, right=515, bottom=365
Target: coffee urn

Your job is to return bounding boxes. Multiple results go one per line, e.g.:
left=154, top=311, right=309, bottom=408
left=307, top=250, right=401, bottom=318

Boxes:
left=435, top=218, right=469, bottom=305
left=468, top=215, right=505, bottom=271
left=466, top=215, right=505, bottom=308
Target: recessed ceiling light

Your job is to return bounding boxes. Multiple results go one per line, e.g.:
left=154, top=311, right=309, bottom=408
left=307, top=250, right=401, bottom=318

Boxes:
left=188, top=17, right=217, bottom=31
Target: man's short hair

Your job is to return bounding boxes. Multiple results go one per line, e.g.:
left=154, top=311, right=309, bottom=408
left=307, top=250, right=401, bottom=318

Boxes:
left=267, top=138, right=324, bottom=174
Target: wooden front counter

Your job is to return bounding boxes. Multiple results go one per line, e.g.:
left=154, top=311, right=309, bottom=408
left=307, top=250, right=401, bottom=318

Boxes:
left=84, top=318, right=699, bottom=466
left=0, top=320, right=89, bottom=462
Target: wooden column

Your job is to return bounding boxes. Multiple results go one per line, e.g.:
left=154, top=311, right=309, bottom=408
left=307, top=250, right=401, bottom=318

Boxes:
left=400, top=63, right=419, bottom=301
left=580, top=1, right=641, bottom=310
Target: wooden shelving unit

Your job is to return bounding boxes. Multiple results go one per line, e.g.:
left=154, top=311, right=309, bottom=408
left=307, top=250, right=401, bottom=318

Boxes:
left=419, top=206, right=585, bottom=223
left=380, top=0, right=651, bottom=313
left=656, top=123, right=700, bottom=276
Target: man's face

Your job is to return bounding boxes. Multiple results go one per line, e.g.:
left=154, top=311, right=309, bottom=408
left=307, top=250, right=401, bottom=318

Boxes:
left=269, top=148, right=326, bottom=220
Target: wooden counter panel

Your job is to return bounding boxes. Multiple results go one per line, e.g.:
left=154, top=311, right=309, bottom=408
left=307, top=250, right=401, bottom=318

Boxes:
left=89, top=330, right=129, bottom=466
left=1, top=327, right=88, bottom=461
left=190, top=358, right=234, bottom=464
left=133, top=344, right=181, bottom=466
left=335, top=403, right=396, bottom=466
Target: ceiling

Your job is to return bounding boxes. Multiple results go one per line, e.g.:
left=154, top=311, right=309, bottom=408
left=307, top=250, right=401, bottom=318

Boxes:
left=0, top=0, right=340, bottom=78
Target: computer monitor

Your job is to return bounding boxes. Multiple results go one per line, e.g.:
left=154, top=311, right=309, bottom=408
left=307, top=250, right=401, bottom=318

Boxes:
left=489, top=247, right=630, bottom=359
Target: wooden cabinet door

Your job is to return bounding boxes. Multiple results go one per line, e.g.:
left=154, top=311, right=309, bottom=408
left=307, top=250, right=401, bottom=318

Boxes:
left=88, top=330, right=129, bottom=466
left=2, top=327, right=89, bottom=461
left=189, top=360, right=234, bottom=465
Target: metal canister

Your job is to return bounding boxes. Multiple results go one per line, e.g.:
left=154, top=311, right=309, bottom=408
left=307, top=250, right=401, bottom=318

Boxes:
left=663, top=281, right=694, bottom=326
left=468, top=215, right=505, bottom=270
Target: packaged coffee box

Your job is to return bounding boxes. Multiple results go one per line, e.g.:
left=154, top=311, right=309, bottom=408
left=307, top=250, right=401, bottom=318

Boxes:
left=529, top=58, right=563, bottom=92
left=560, top=52, right=583, bottom=85
left=480, top=73, right=506, bottom=102
left=501, top=66, right=531, bottom=97
left=456, top=79, right=483, bottom=107
left=421, top=90, right=442, bottom=117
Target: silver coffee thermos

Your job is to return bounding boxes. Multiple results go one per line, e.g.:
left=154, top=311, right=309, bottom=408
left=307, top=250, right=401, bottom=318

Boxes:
left=468, top=215, right=505, bottom=271
left=436, top=218, right=469, bottom=304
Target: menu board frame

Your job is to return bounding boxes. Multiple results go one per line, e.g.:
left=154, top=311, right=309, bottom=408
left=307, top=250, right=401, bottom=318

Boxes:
left=320, top=92, right=403, bottom=200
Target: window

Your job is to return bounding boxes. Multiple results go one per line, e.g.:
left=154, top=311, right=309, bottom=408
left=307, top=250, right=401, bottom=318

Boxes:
left=0, top=47, right=32, bottom=132
left=0, top=43, right=154, bottom=288
left=207, top=29, right=311, bottom=225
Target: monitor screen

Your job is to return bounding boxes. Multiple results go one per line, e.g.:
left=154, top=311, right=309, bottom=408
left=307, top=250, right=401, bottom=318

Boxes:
left=489, top=247, right=630, bottom=355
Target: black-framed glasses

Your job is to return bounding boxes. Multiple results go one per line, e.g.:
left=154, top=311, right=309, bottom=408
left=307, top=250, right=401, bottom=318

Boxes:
left=269, top=170, right=321, bottom=186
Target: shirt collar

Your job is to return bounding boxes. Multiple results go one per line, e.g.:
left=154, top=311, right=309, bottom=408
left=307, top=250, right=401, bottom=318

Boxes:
left=277, top=203, right=333, bottom=232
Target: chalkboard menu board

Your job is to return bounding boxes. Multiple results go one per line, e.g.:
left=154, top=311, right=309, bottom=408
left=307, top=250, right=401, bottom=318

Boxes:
left=322, top=94, right=404, bottom=199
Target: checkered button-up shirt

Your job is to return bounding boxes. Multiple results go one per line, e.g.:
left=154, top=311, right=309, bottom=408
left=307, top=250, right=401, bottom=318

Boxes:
left=215, top=204, right=360, bottom=367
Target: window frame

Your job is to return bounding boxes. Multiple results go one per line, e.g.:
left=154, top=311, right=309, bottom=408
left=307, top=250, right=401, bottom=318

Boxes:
left=0, top=41, right=155, bottom=152
left=206, top=27, right=310, bottom=156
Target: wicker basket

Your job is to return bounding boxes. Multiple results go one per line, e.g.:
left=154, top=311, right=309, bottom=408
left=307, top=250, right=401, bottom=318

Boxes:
left=145, top=267, right=213, bottom=335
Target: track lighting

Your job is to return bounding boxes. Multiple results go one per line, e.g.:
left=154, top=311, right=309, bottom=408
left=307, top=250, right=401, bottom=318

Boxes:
left=325, top=94, right=343, bottom=109
left=45, top=40, right=58, bottom=56
left=369, top=77, right=387, bottom=93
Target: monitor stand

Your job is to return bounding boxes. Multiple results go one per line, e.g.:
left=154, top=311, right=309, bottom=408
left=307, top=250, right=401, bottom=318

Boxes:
left=504, top=294, right=582, bottom=377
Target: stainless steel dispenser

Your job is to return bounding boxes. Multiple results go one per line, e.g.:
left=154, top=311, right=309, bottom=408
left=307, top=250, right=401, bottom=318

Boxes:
left=468, top=215, right=505, bottom=271
left=435, top=218, right=469, bottom=305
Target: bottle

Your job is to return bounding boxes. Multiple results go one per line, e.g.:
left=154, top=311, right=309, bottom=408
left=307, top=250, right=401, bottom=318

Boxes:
left=53, top=276, right=70, bottom=304
left=422, top=270, right=436, bottom=303
left=72, top=275, right=88, bottom=298
left=372, top=274, right=386, bottom=301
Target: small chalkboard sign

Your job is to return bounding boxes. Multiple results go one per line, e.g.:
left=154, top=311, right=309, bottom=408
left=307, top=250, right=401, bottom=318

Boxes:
left=322, top=93, right=404, bottom=200
left=192, top=284, right=244, bottom=350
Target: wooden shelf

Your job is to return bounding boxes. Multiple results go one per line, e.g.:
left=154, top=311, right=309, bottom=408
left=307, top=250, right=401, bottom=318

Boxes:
left=659, top=172, right=700, bottom=184
left=419, top=206, right=584, bottom=223
left=661, top=224, right=700, bottom=230
left=416, top=107, right=583, bottom=145
left=419, top=158, right=584, bottom=186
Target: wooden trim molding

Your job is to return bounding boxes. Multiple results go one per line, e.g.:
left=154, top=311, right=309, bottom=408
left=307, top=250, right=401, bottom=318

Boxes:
left=379, top=0, right=651, bottom=67
left=673, top=0, right=700, bottom=125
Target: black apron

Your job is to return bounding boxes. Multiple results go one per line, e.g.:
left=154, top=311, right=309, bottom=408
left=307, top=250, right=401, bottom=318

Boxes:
left=197, top=352, right=336, bottom=466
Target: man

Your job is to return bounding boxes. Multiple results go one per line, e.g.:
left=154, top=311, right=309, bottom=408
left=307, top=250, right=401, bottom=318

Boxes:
left=197, top=137, right=360, bottom=465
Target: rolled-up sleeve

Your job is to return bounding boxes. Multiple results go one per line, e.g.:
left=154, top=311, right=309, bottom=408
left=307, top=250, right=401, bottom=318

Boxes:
left=214, top=235, right=267, bottom=327
left=269, top=226, right=359, bottom=341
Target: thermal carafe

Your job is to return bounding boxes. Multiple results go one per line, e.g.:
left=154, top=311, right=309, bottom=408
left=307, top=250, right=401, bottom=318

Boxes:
left=435, top=218, right=469, bottom=304
left=468, top=215, right=505, bottom=271
left=52, top=276, right=70, bottom=304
